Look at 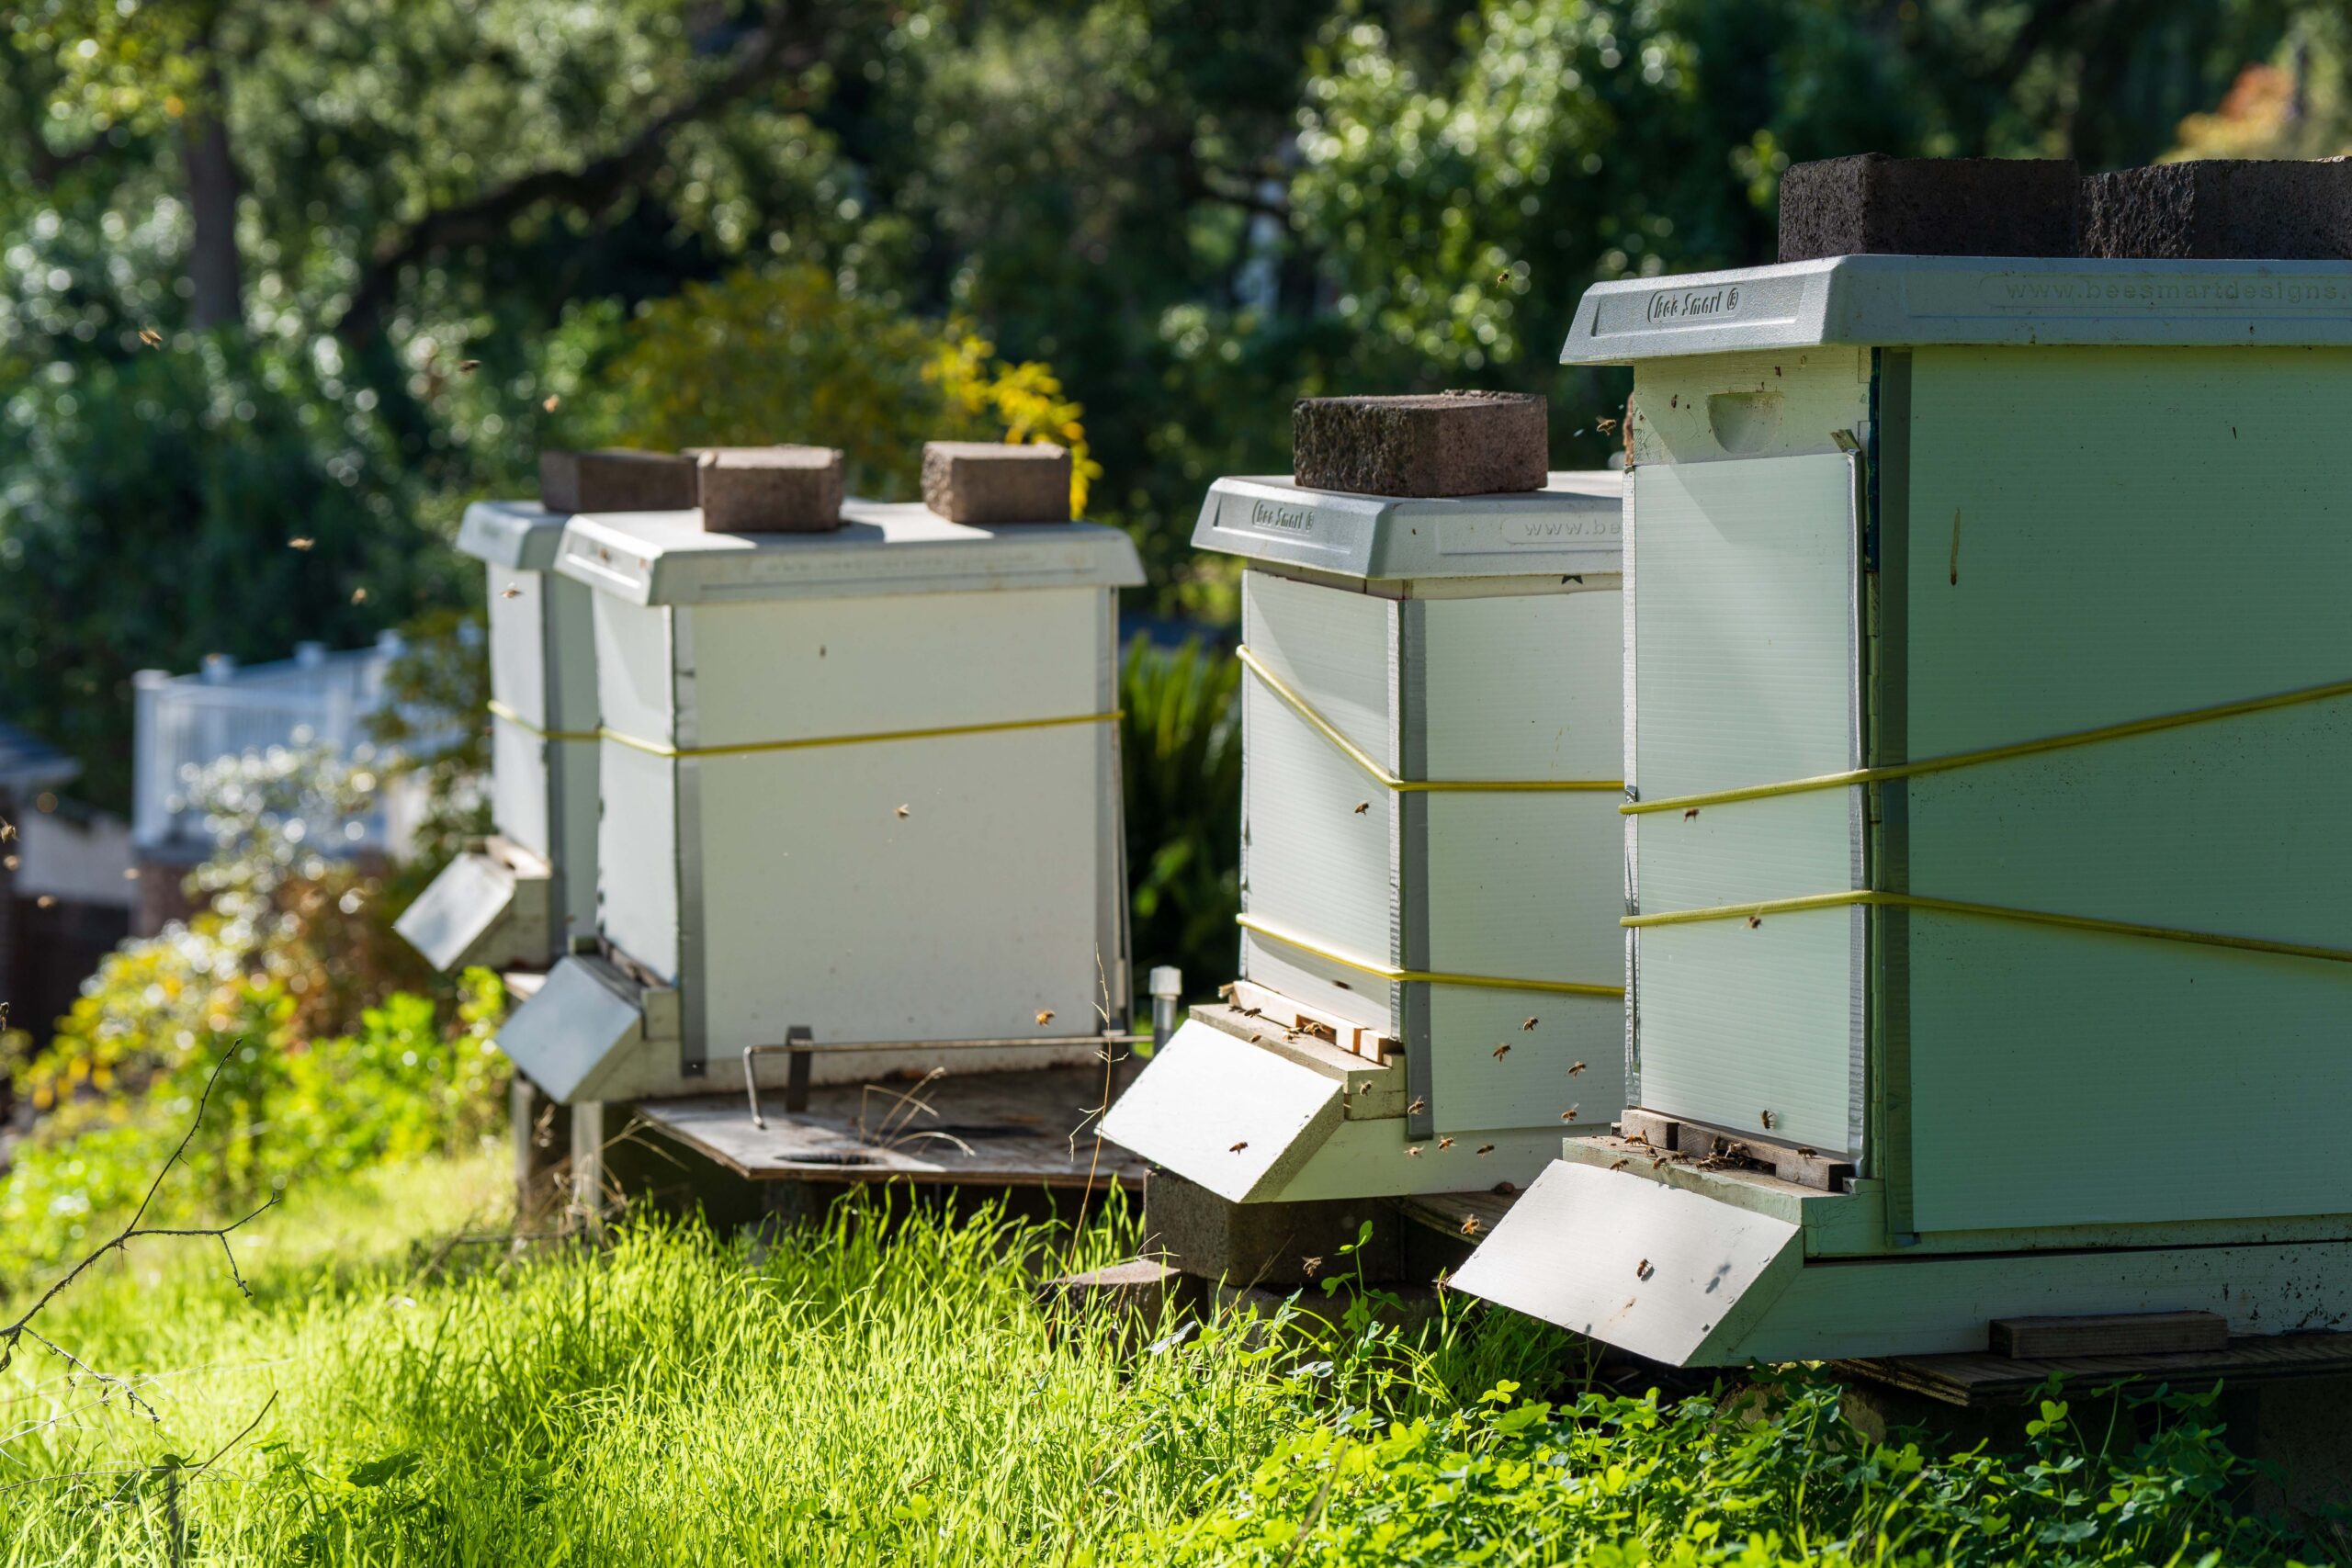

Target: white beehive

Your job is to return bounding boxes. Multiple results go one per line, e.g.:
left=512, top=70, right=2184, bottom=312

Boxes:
left=396, top=501, right=599, bottom=971
left=1459, top=254, right=2352, bottom=1364
left=1104, top=473, right=1627, bottom=1201
left=493, top=498, right=1143, bottom=1104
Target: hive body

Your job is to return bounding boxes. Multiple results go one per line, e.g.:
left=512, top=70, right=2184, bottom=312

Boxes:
left=545, top=499, right=1141, bottom=1098
left=1457, top=256, right=2352, bottom=1362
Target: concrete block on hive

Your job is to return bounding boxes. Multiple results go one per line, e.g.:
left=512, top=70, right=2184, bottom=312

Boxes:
left=2082, top=159, right=2352, bottom=259
left=538, top=448, right=699, bottom=514
left=1143, top=1169, right=1401, bottom=1286
left=1291, top=391, right=1546, bottom=497
left=921, top=441, right=1072, bottom=524
left=694, top=446, right=844, bottom=534
left=1776, top=154, right=2080, bottom=263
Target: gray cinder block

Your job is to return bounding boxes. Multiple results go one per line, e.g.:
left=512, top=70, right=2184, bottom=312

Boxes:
left=921, top=441, right=1072, bottom=524
left=1777, top=154, right=2081, bottom=263
left=2082, top=159, right=2352, bottom=259
left=538, top=448, right=698, bottom=514
left=1143, top=1169, right=1402, bottom=1287
left=695, top=446, right=844, bottom=534
left=1291, top=391, right=1546, bottom=498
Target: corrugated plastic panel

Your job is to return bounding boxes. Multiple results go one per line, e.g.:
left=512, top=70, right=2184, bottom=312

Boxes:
left=1418, top=590, right=1627, bottom=1134
left=1630, top=454, right=1862, bottom=1156
left=1238, top=570, right=1401, bottom=1031
left=1898, top=346, right=2352, bottom=1233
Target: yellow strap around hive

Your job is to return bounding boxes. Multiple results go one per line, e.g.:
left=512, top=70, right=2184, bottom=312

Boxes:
left=486, top=699, right=599, bottom=743
left=1236, top=646, right=1620, bottom=795
left=595, top=707, right=1121, bottom=760
left=1623, top=673, right=2352, bottom=817
left=1238, top=912, right=1623, bottom=998
left=1623, top=890, right=2352, bottom=967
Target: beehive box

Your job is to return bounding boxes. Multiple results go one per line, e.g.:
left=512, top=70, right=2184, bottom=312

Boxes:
left=494, top=498, right=1143, bottom=1103
left=1103, top=472, right=1627, bottom=1201
left=1458, top=254, right=2352, bottom=1363
left=396, top=501, right=599, bottom=971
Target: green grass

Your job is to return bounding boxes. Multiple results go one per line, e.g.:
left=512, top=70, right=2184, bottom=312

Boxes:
left=0, top=1152, right=2323, bottom=1566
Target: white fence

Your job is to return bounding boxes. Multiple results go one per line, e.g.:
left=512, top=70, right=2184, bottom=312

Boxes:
left=131, top=636, right=413, bottom=857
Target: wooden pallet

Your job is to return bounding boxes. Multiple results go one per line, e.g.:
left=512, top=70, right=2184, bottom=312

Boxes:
left=1837, top=1332, right=2352, bottom=1408
left=633, top=1066, right=1147, bottom=1189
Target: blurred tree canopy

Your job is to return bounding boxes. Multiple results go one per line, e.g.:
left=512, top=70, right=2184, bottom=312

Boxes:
left=0, top=0, right=2337, bottom=802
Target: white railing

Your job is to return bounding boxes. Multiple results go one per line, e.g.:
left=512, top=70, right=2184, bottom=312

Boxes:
left=131, top=637, right=407, bottom=855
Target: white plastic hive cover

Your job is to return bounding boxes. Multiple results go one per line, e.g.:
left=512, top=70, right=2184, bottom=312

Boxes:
left=493, top=956, right=644, bottom=1104
left=555, top=499, right=1144, bottom=605
left=1563, top=255, right=2352, bottom=365
left=458, top=500, right=569, bottom=570
left=394, top=852, right=543, bottom=975
left=1193, top=471, right=1622, bottom=581
left=1100, top=1020, right=1343, bottom=1203
left=1452, top=1159, right=1802, bottom=1367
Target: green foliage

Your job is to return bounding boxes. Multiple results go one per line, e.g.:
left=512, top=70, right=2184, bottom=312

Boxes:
left=0, top=1155, right=2320, bottom=1565
left=575, top=264, right=1100, bottom=510
left=1155, top=1373, right=2311, bottom=1566
left=0, top=339, right=459, bottom=809
left=368, top=606, right=494, bottom=918
left=1120, top=636, right=1242, bottom=993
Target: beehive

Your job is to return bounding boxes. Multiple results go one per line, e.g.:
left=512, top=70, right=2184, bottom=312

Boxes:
left=1103, top=472, right=1627, bottom=1201
left=396, top=501, right=598, bottom=971
left=1459, top=254, right=2352, bottom=1362
left=492, top=498, right=1143, bottom=1104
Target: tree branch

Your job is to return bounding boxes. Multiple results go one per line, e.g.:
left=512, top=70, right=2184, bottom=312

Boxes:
left=334, top=21, right=821, bottom=345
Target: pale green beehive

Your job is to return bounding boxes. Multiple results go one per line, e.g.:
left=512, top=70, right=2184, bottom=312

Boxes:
left=1456, top=256, right=2352, bottom=1364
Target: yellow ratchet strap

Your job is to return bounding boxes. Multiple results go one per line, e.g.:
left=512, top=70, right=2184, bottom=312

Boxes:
left=1238, top=912, right=1623, bottom=998
left=486, top=700, right=598, bottom=742
left=596, top=708, right=1121, bottom=760
left=1623, top=890, right=2352, bottom=967
left=1237, top=645, right=1620, bottom=795
left=1623, top=674, right=2352, bottom=817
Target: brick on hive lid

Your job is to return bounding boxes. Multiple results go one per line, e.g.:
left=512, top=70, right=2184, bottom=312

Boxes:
left=1290, top=391, right=1546, bottom=498
left=921, top=441, right=1073, bottom=525
left=2081, top=159, right=2352, bottom=259
left=538, top=448, right=698, bottom=514
left=1776, top=154, right=2081, bottom=263
left=692, top=446, right=844, bottom=534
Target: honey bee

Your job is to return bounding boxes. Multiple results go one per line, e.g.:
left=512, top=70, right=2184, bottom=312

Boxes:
left=1609, top=1158, right=1630, bottom=1171
left=543, top=395, right=560, bottom=412
left=3, top=855, right=16, bottom=870
left=1635, top=1258, right=1653, bottom=1279
left=1746, top=914, right=1762, bottom=929
left=1228, top=1141, right=1250, bottom=1154
left=1569, top=1061, right=1587, bottom=1076
left=122, top=866, right=139, bottom=880
left=351, top=588, right=368, bottom=605
left=288, top=537, right=314, bottom=550
left=35, top=895, right=54, bottom=909
left=1459, top=1215, right=1481, bottom=1236
left=1521, top=1018, right=1538, bottom=1032
left=138, top=327, right=164, bottom=347
left=1684, top=807, right=1701, bottom=821
left=1352, top=801, right=1370, bottom=815
left=1406, top=1145, right=1423, bottom=1157
left=1437, top=1136, right=1454, bottom=1151
left=1035, top=1009, right=1055, bottom=1026
left=894, top=804, right=910, bottom=818
left=1491, top=1043, right=1510, bottom=1061
left=1797, top=1147, right=1818, bottom=1159
left=1595, top=416, right=1620, bottom=435
left=1561, top=1106, right=1579, bottom=1122
left=1759, top=1110, right=1777, bottom=1131
left=501, top=583, right=522, bottom=599
left=458, top=359, right=481, bottom=373
left=1, top=821, right=17, bottom=842
left=1407, top=1096, right=1426, bottom=1115
left=1301, top=1256, right=1323, bottom=1277
left=1475, top=1144, right=1495, bottom=1156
